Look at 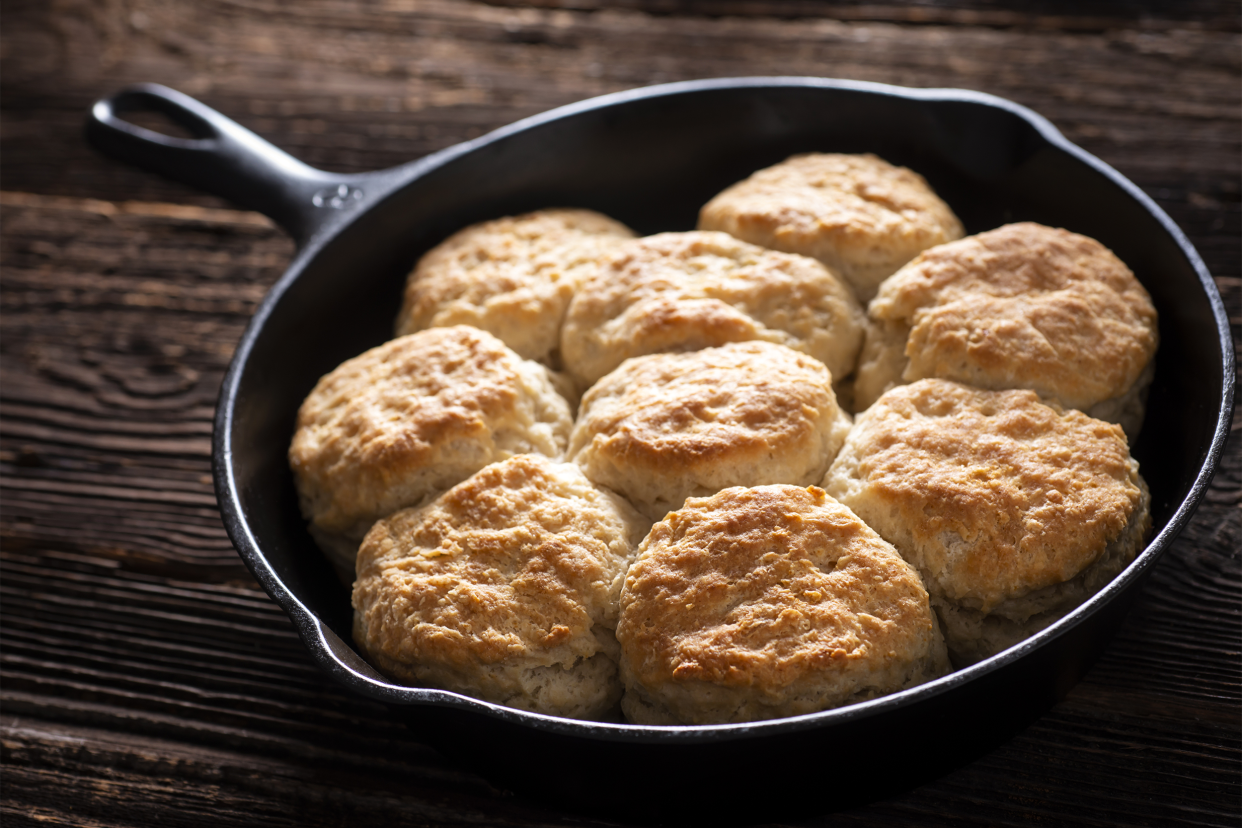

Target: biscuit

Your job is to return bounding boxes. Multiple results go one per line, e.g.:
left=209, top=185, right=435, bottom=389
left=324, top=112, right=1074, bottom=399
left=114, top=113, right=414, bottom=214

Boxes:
left=559, top=230, right=864, bottom=391
left=288, top=326, right=573, bottom=580
left=822, top=379, right=1152, bottom=666
left=352, top=454, right=649, bottom=720
left=853, top=223, right=1159, bottom=439
left=698, top=153, right=964, bottom=302
left=616, top=485, right=951, bottom=725
left=569, top=342, right=854, bottom=522
left=395, top=208, right=635, bottom=367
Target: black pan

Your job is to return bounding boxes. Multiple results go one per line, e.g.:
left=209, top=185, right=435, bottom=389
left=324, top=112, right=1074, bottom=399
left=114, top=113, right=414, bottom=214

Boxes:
left=86, top=77, right=1234, bottom=823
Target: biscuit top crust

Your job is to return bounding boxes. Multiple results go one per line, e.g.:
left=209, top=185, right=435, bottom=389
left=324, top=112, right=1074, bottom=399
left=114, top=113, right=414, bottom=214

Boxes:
left=560, top=230, right=863, bottom=389
left=396, top=208, right=634, bottom=363
left=822, top=379, right=1143, bottom=612
left=869, top=222, right=1158, bottom=409
left=698, top=153, right=964, bottom=300
left=617, top=485, right=935, bottom=691
left=289, top=326, right=570, bottom=537
left=570, top=342, right=841, bottom=475
left=353, top=455, right=646, bottom=669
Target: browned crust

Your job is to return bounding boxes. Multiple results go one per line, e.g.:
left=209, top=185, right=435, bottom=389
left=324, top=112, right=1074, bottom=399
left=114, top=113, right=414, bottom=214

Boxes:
left=395, top=208, right=634, bottom=365
left=823, top=379, right=1146, bottom=613
left=560, top=230, right=863, bottom=390
left=698, top=153, right=964, bottom=301
left=862, top=222, right=1158, bottom=413
left=288, top=326, right=572, bottom=562
left=569, top=342, right=852, bottom=521
left=352, top=455, right=648, bottom=717
left=616, top=485, right=947, bottom=723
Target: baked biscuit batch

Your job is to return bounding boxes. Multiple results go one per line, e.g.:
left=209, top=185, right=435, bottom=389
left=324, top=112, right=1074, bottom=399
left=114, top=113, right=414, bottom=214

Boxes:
left=289, top=153, right=1158, bottom=724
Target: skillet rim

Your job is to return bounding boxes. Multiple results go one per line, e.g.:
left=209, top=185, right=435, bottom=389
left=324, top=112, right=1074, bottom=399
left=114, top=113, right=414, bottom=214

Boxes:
left=211, top=75, right=1236, bottom=745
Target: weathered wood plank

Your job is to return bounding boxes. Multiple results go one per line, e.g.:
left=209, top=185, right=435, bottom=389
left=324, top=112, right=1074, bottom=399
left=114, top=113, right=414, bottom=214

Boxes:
left=479, top=0, right=1242, bottom=32
left=3, top=2, right=1239, bottom=207
left=0, top=192, right=289, bottom=573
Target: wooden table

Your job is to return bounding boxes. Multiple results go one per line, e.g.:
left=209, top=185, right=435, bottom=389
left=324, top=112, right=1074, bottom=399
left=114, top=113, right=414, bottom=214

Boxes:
left=3, top=2, right=1238, bottom=825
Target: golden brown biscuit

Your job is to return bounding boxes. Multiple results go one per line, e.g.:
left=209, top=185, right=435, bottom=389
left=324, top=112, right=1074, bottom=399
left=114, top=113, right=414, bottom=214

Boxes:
left=395, top=208, right=635, bottom=367
left=616, top=485, right=950, bottom=724
left=569, top=342, right=854, bottom=522
left=559, top=230, right=864, bottom=391
left=352, top=455, right=649, bottom=720
left=699, top=153, right=964, bottom=302
left=289, top=326, right=573, bottom=580
left=854, top=223, right=1158, bottom=439
left=822, top=379, right=1151, bottom=666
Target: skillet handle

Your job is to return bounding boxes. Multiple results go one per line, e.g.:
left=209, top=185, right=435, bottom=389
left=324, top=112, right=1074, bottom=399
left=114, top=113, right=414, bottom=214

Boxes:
left=85, top=83, right=367, bottom=249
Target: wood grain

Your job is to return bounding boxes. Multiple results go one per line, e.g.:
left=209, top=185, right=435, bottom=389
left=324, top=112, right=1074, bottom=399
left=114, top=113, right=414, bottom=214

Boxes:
left=1, top=1, right=1238, bottom=826
left=1, top=191, right=289, bottom=573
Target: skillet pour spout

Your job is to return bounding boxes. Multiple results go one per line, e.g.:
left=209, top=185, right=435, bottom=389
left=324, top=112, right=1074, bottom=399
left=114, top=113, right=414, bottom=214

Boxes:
left=85, top=77, right=1234, bottom=821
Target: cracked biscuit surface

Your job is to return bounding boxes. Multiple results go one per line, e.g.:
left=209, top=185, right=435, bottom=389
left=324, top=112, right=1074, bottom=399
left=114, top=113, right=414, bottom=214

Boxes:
left=569, top=342, right=853, bottom=522
left=352, top=454, right=649, bottom=720
left=822, top=379, right=1151, bottom=665
left=616, top=484, right=950, bottom=725
left=698, top=153, right=964, bottom=302
left=560, top=230, right=863, bottom=391
left=288, top=326, right=573, bottom=580
left=395, top=208, right=635, bottom=367
left=854, top=223, right=1158, bottom=438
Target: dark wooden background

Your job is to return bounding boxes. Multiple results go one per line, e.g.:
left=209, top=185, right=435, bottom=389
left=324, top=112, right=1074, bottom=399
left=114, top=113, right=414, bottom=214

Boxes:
left=2, top=2, right=1239, bottom=826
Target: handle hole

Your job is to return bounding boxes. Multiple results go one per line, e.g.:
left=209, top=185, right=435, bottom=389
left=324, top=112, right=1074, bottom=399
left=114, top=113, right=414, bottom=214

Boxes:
left=112, top=106, right=200, bottom=140
left=113, top=91, right=215, bottom=140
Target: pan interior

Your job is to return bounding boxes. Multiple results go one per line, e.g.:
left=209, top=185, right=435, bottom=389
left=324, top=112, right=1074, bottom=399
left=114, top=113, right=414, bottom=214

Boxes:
left=220, top=83, right=1226, bottom=687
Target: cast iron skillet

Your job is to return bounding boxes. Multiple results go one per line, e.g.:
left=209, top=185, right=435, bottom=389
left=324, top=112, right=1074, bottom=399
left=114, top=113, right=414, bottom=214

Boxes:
left=86, top=77, right=1233, bottom=823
